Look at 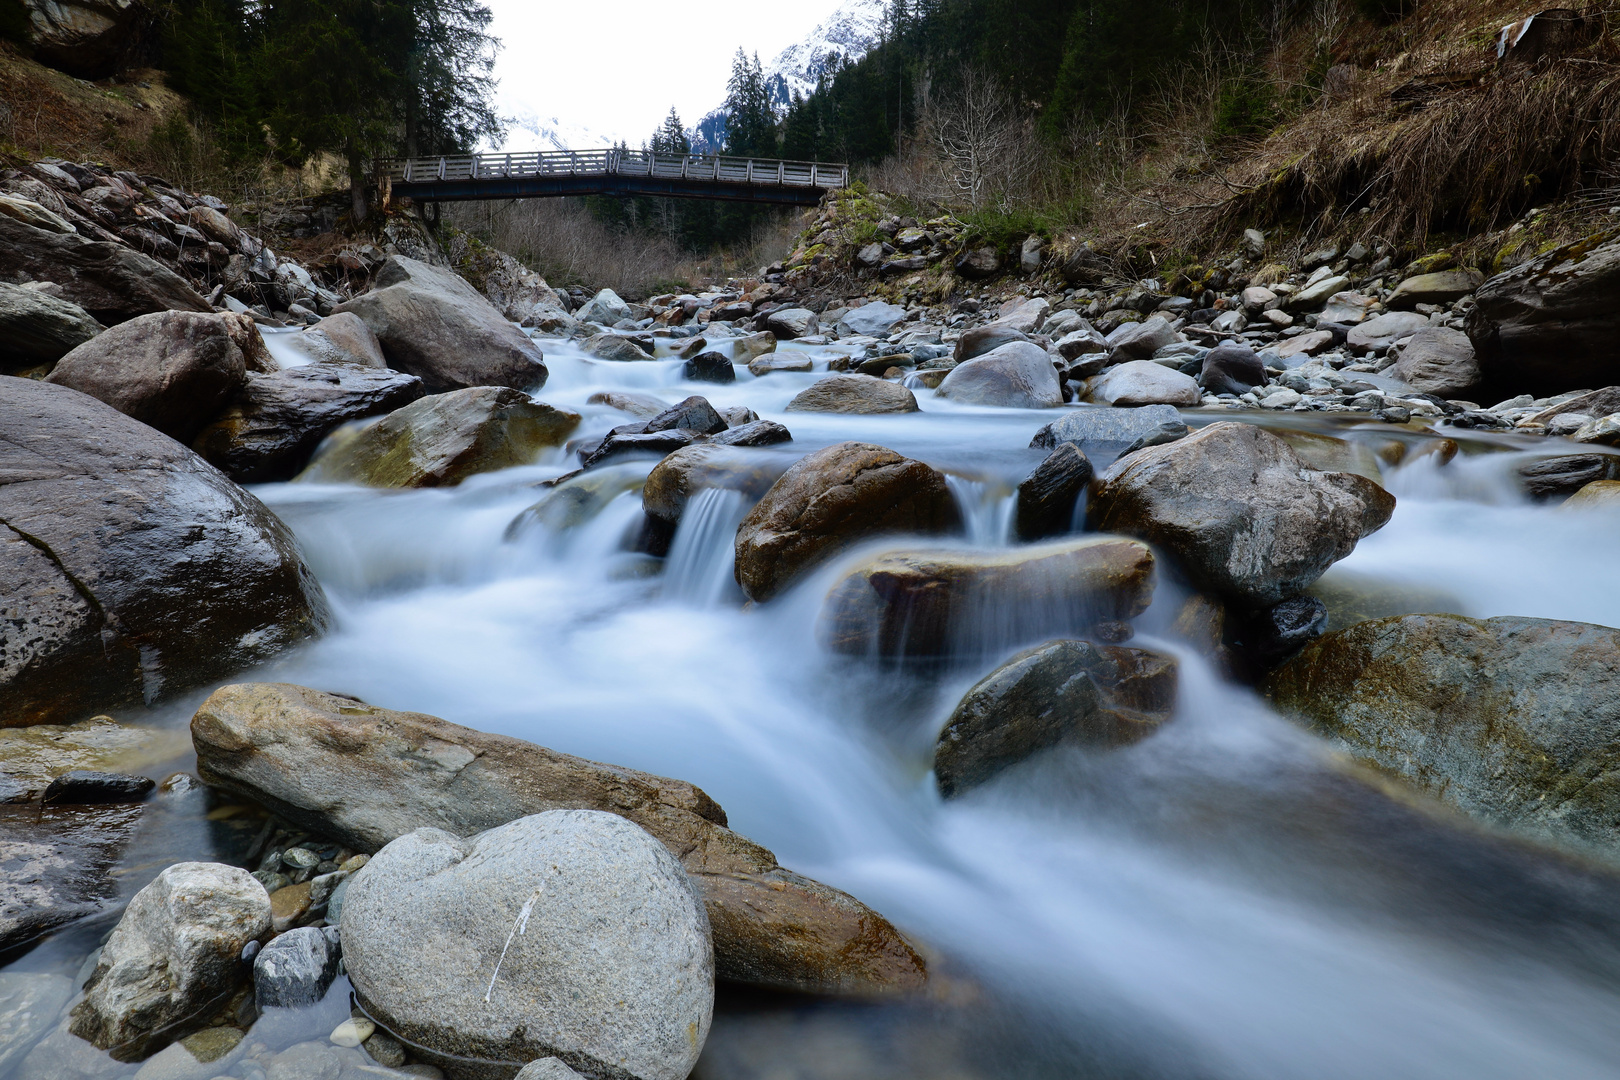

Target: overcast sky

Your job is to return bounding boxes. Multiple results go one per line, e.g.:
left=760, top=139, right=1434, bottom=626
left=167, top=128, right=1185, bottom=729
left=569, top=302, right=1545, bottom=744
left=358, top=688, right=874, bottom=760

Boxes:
left=483, top=0, right=848, bottom=146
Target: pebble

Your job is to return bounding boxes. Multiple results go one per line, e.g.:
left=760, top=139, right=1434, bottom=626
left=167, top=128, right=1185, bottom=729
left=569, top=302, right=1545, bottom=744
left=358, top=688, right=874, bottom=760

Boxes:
left=281, top=847, right=320, bottom=870
left=330, top=1017, right=375, bottom=1047
left=362, top=1029, right=407, bottom=1067
left=338, top=854, right=370, bottom=873
left=251, top=870, right=290, bottom=894
left=268, top=881, right=312, bottom=933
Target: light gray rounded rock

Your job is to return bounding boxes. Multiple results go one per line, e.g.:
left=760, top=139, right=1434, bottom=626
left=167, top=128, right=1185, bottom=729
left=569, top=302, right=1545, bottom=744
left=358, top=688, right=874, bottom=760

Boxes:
left=1394, top=326, right=1480, bottom=397
left=1346, top=310, right=1430, bottom=353
left=1087, top=360, right=1201, bottom=407
left=341, top=810, right=713, bottom=1080
left=515, top=1059, right=584, bottom=1080
left=68, top=862, right=270, bottom=1060
left=836, top=301, right=907, bottom=338
left=935, top=341, right=1062, bottom=408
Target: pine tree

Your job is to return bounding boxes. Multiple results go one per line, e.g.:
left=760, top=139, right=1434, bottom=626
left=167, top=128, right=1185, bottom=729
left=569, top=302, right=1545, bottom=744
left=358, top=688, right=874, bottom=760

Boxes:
left=723, top=49, right=776, bottom=157
left=652, top=107, right=690, bottom=155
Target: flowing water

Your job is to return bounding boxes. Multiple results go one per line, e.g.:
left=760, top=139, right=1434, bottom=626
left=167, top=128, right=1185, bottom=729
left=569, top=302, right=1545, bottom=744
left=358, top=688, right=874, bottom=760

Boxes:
left=8, top=336, right=1620, bottom=1080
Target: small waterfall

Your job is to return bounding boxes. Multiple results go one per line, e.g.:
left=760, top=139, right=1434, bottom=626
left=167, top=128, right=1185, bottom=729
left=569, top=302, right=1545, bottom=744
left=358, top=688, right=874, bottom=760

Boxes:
left=946, top=475, right=1017, bottom=546
left=662, top=487, right=748, bottom=606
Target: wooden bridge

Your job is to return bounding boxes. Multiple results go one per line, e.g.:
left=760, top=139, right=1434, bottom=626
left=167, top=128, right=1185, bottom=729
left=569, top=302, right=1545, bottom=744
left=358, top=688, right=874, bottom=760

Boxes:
left=380, top=150, right=850, bottom=206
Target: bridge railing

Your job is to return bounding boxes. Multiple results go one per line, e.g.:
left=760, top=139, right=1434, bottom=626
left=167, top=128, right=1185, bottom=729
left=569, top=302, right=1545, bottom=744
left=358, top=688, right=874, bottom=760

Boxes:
left=379, top=150, right=849, bottom=190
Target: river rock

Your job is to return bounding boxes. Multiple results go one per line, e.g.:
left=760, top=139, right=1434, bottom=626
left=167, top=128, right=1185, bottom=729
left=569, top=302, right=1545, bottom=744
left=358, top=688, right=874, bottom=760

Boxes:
left=953, top=323, right=1030, bottom=362
left=69, top=862, right=270, bottom=1060
left=0, top=212, right=211, bottom=324
left=1564, top=479, right=1620, bottom=508
left=1054, top=326, right=1110, bottom=361
left=1088, top=422, right=1395, bottom=606
left=785, top=374, right=919, bottom=414
left=582, top=333, right=654, bottom=362
left=343, top=811, right=711, bottom=1080
left=995, top=297, right=1050, bottom=334
left=765, top=308, right=819, bottom=339
left=0, top=973, right=75, bottom=1076
left=646, top=395, right=727, bottom=435
left=1286, top=274, right=1352, bottom=311
left=0, top=714, right=186, bottom=803
left=1346, top=310, right=1429, bottom=353
left=1088, top=360, right=1200, bottom=407
left=1106, top=316, right=1178, bottom=363
left=0, top=376, right=329, bottom=727
left=713, top=419, right=792, bottom=446
left=820, top=537, right=1157, bottom=659
left=254, top=926, right=340, bottom=1009
left=1199, top=341, right=1266, bottom=396
left=516, top=1060, right=583, bottom=1080
left=955, top=247, right=1000, bottom=278
left=0, top=801, right=144, bottom=952
left=1393, top=327, right=1480, bottom=397
left=41, top=770, right=153, bottom=804
left=1320, top=291, right=1379, bottom=324
left=0, top=281, right=103, bottom=373
left=332, top=256, right=548, bottom=392
left=837, top=302, right=907, bottom=338
left=684, top=350, right=736, bottom=382
left=1030, top=404, right=1188, bottom=463
left=936, top=341, right=1062, bottom=409
left=1517, top=453, right=1618, bottom=500
left=643, top=444, right=793, bottom=531
left=748, top=353, right=812, bottom=376
left=581, top=429, right=705, bottom=469
left=733, top=442, right=958, bottom=601
left=290, top=312, right=387, bottom=368
left=1530, top=386, right=1620, bottom=426
left=934, top=639, right=1175, bottom=796
left=575, top=288, right=632, bottom=325
left=297, top=386, right=579, bottom=488
left=191, top=682, right=928, bottom=996
left=1014, top=443, right=1092, bottom=540
left=43, top=310, right=259, bottom=441
left=1386, top=269, right=1483, bottom=310
left=192, top=361, right=426, bottom=482
left=1266, top=614, right=1620, bottom=856
left=587, top=390, right=669, bottom=417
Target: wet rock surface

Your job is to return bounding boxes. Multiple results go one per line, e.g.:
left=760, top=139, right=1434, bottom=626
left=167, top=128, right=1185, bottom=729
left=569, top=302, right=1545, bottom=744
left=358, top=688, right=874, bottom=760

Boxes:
left=0, top=801, right=145, bottom=952
left=1014, top=442, right=1092, bottom=540
left=1267, top=614, right=1620, bottom=856
left=0, top=281, right=103, bottom=373
left=1088, top=422, right=1395, bottom=606
left=343, top=811, right=712, bottom=1080
left=0, top=212, right=212, bottom=324
left=0, top=376, right=329, bottom=727
left=935, top=341, right=1063, bottom=408
left=332, top=256, right=548, bottom=392
left=785, top=374, right=920, bottom=414
left=192, top=360, right=426, bottom=482
left=820, top=537, right=1157, bottom=659
left=297, top=386, right=579, bottom=488
left=191, top=682, right=928, bottom=996
left=734, top=441, right=959, bottom=602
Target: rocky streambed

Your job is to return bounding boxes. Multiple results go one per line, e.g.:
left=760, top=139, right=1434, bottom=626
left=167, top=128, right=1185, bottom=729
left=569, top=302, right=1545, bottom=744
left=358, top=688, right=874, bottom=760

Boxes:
left=5, top=183, right=1620, bottom=1080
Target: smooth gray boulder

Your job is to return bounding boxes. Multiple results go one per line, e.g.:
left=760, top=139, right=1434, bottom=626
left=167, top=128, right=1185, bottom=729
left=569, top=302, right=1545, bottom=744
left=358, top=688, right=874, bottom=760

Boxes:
left=1054, top=326, right=1109, bottom=361
left=253, top=926, right=340, bottom=1009
left=1267, top=614, right=1620, bottom=857
left=1106, top=316, right=1178, bottom=363
left=1346, top=310, right=1429, bottom=353
left=45, top=310, right=258, bottom=441
left=574, top=287, right=631, bottom=326
left=582, top=333, right=655, bottom=361
left=0, top=377, right=330, bottom=728
left=192, top=361, right=426, bottom=482
left=1286, top=274, right=1352, bottom=311
left=290, top=312, right=386, bottom=368
left=1394, top=327, right=1481, bottom=397
left=1087, top=360, right=1200, bottom=407
left=764, top=307, right=819, bottom=339
left=1090, top=422, right=1395, bottom=606
left=936, top=341, right=1062, bottom=409
left=837, top=301, right=907, bottom=337
left=953, top=322, right=1031, bottom=362
left=332, top=256, right=548, bottom=392
left=0, top=282, right=103, bottom=373
left=0, top=212, right=211, bottom=324
left=342, top=811, right=712, bottom=1080
left=1030, top=404, right=1188, bottom=463
left=69, top=862, right=270, bottom=1060
left=785, top=374, right=919, bottom=414
left=1386, top=268, right=1483, bottom=309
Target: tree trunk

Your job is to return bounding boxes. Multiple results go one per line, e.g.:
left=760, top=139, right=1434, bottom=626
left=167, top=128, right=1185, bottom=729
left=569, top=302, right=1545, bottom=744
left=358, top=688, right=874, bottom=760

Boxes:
left=347, top=138, right=369, bottom=224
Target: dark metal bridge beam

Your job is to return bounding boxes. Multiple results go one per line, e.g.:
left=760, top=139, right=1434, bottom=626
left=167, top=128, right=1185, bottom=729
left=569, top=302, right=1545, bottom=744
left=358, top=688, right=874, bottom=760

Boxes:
left=391, top=174, right=829, bottom=206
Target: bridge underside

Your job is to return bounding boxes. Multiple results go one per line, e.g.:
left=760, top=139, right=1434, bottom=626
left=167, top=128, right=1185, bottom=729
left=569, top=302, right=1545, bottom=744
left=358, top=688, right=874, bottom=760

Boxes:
left=392, top=174, right=830, bottom=206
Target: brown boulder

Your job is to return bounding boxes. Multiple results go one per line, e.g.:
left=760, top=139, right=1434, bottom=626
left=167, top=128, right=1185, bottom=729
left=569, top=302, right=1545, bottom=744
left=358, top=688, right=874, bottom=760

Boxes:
left=785, top=374, right=919, bottom=414
left=734, top=442, right=959, bottom=602
left=191, top=682, right=928, bottom=996
left=0, top=212, right=211, bottom=324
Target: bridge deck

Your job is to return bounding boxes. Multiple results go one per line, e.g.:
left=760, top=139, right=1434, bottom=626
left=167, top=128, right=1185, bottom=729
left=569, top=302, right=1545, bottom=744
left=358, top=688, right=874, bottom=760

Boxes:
left=381, top=150, right=849, bottom=206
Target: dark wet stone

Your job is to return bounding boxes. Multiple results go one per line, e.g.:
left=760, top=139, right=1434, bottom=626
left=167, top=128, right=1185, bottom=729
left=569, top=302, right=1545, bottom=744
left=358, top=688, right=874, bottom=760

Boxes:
left=0, top=802, right=143, bottom=952
left=683, top=351, right=736, bottom=383
left=40, top=771, right=154, bottom=805
left=1015, top=443, right=1093, bottom=541
left=580, top=429, right=706, bottom=469
left=1517, top=454, right=1619, bottom=500
left=711, top=420, right=793, bottom=447
left=644, top=395, right=728, bottom=435
left=254, top=926, right=340, bottom=1009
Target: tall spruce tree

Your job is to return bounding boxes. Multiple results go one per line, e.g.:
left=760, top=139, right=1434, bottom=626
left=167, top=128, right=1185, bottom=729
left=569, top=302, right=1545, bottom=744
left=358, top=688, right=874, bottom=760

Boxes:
left=722, top=49, right=776, bottom=157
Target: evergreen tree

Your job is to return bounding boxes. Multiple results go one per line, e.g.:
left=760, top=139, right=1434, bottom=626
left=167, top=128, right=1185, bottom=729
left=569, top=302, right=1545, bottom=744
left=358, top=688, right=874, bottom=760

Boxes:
left=722, top=49, right=776, bottom=157
left=651, top=107, right=690, bottom=155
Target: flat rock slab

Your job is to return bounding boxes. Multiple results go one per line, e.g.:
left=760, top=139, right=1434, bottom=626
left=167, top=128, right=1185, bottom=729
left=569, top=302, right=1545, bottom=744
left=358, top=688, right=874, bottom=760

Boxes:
left=0, top=802, right=144, bottom=952
left=0, top=213, right=210, bottom=325
left=191, top=683, right=927, bottom=997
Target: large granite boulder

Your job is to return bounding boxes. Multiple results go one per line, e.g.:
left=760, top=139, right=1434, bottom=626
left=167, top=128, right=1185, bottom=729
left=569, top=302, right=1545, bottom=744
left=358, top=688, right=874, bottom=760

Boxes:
left=332, top=256, right=549, bottom=392
left=785, top=374, right=919, bottom=414
left=1087, top=360, right=1200, bottom=407
left=343, top=812, right=711, bottom=1080
left=0, top=212, right=210, bottom=324
left=192, top=683, right=928, bottom=996
left=934, top=639, right=1176, bottom=796
left=44, top=310, right=260, bottom=441
left=1029, top=404, right=1187, bottom=463
left=0, top=281, right=102, bottom=373
left=935, top=341, right=1063, bottom=409
left=1088, top=422, right=1395, bottom=607
left=1266, top=614, right=1620, bottom=857
left=819, top=537, right=1157, bottom=659
left=0, top=377, right=329, bottom=728
left=1393, top=327, right=1480, bottom=398
left=193, top=361, right=426, bottom=482
left=1465, top=231, right=1620, bottom=395
left=297, top=386, right=579, bottom=488
left=69, top=862, right=270, bottom=1061
left=288, top=312, right=387, bottom=368
left=952, top=323, right=1030, bottom=362
left=734, top=442, right=958, bottom=602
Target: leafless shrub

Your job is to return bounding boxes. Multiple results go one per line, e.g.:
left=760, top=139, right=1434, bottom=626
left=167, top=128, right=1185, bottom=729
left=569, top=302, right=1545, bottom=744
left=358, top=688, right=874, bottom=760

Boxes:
left=917, top=67, right=1044, bottom=210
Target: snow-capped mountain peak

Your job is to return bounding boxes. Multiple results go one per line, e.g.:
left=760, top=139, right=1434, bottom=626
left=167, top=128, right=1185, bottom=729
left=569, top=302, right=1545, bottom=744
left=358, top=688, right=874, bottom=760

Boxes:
left=495, top=103, right=616, bottom=155
left=764, top=0, right=888, bottom=108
